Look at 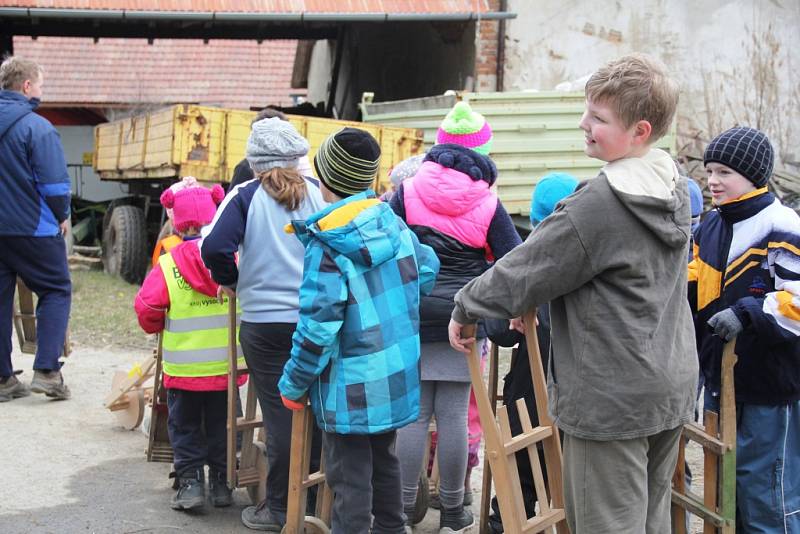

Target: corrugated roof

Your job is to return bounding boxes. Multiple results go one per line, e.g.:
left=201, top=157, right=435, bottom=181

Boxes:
left=0, top=0, right=495, bottom=13
left=13, top=36, right=304, bottom=109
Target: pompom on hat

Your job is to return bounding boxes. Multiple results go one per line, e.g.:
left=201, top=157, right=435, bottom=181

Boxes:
left=160, top=183, right=225, bottom=233
left=436, top=101, right=493, bottom=155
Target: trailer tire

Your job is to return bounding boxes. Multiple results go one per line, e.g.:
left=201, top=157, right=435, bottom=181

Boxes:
left=103, top=205, right=148, bottom=284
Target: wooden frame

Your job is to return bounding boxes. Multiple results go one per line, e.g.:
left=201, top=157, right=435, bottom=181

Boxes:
left=466, top=311, right=568, bottom=534
left=479, top=341, right=506, bottom=533
left=283, top=403, right=333, bottom=534
left=146, top=335, right=174, bottom=463
left=105, top=345, right=157, bottom=430
left=13, top=278, right=71, bottom=357
left=225, top=295, right=267, bottom=505
left=671, top=340, right=737, bottom=533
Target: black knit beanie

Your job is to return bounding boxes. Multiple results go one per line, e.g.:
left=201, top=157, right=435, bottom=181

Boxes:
left=314, top=128, right=381, bottom=198
left=703, top=126, right=774, bottom=187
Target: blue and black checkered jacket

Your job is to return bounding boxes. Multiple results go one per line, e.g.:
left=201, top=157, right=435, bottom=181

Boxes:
left=278, top=190, right=440, bottom=434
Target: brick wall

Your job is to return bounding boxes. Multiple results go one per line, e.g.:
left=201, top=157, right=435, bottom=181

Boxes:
left=475, top=0, right=500, bottom=92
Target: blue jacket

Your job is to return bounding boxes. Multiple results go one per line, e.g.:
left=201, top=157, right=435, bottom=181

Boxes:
left=0, top=90, right=70, bottom=236
left=689, top=188, right=800, bottom=404
left=278, top=191, right=440, bottom=434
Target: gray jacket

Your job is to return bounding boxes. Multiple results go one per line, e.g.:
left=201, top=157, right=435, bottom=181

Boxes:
left=453, top=150, right=698, bottom=440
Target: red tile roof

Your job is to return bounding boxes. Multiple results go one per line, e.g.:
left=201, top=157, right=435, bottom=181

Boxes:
left=13, top=36, right=304, bottom=109
left=1, top=1, right=495, bottom=13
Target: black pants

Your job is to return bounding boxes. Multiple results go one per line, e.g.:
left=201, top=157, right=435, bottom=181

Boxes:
left=239, top=321, right=321, bottom=519
left=323, top=430, right=405, bottom=534
left=0, top=235, right=71, bottom=377
left=166, top=388, right=228, bottom=477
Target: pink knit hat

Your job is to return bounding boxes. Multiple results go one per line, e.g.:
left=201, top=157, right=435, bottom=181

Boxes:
left=160, top=184, right=225, bottom=233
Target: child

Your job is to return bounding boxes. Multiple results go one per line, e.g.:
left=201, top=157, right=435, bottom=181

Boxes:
left=448, top=53, right=698, bottom=533
left=277, top=127, right=440, bottom=534
left=486, top=172, right=578, bottom=534
left=150, top=176, right=198, bottom=267
left=390, top=101, right=521, bottom=533
left=690, top=126, right=800, bottom=532
left=201, top=117, right=327, bottom=531
left=135, top=183, right=246, bottom=511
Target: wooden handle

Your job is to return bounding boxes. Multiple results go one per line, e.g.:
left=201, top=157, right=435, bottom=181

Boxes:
left=462, top=323, right=477, bottom=338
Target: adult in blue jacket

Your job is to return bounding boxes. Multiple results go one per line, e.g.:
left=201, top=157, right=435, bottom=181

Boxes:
left=0, top=56, right=71, bottom=402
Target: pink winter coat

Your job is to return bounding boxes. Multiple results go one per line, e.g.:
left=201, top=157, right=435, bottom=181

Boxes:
left=135, top=237, right=247, bottom=392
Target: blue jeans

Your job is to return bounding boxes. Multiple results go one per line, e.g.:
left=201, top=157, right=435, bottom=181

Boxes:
left=166, top=388, right=229, bottom=476
left=0, top=235, right=71, bottom=377
left=705, top=391, right=800, bottom=532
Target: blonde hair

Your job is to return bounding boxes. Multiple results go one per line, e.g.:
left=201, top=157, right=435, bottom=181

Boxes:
left=585, top=53, right=679, bottom=142
left=0, top=56, right=43, bottom=91
left=258, top=167, right=307, bottom=211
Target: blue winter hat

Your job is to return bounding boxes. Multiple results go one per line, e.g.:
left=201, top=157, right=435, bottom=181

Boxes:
left=687, top=178, right=703, bottom=219
left=531, top=172, right=579, bottom=226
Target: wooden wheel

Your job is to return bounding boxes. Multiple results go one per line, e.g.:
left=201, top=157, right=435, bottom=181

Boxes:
left=109, top=370, right=146, bottom=430
left=114, top=389, right=145, bottom=430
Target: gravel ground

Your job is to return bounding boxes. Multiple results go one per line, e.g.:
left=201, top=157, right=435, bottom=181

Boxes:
left=0, top=338, right=704, bottom=533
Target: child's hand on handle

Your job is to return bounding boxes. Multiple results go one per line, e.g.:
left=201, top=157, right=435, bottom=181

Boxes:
left=281, top=394, right=306, bottom=411
left=707, top=308, right=743, bottom=342
left=217, top=285, right=236, bottom=305
left=448, top=318, right=476, bottom=354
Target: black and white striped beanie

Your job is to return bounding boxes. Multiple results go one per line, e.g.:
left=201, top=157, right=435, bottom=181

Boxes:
left=704, top=126, right=774, bottom=187
left=313, top=128, right=381, bottom=197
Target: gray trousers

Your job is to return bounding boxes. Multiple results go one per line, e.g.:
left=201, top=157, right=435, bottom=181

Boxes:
left=397, top=380, right=471, bottom=509
left=323, top=430, right=406, bottom=534
left=563, top=426, right=682, bottom=534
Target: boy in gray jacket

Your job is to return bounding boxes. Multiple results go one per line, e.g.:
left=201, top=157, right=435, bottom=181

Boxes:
left=448, top=54, right=698, bottom=534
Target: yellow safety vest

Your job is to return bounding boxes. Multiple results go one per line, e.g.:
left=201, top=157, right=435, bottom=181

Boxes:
left=159, top=252, right=243, bottom=377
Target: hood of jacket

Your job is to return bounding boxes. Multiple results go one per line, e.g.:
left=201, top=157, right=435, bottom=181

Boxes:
left=170, top=238, right=220, bottom=298
left=411, top=143, right=497, bottom=218
left=292, top=190, right=402, bottom=268
left=602, top=148, right=690, bottom=249
left=0, top=90, right=37, bottom=138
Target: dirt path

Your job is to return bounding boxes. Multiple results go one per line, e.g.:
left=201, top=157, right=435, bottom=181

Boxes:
left=1, top=341, right=704, bottom=533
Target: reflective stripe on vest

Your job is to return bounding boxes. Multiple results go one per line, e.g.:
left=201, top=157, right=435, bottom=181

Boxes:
left=159, top=252, right=244, bottom=377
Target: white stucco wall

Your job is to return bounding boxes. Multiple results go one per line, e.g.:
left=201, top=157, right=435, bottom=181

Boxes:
left=56, top=126, right=128, bottom=202
left=503, top=0, right=800, bottom=169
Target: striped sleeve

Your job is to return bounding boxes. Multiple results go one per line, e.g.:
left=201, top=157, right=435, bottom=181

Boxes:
left=761, top=239, right=800, bottom=337
left=200, top=180, right=257, bottom=287
left=736, top=236, right=800, bottom=341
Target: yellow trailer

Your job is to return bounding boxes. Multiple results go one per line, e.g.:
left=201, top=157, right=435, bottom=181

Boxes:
left=92, top=104, right=423, bottom=284
left=94, top=104, right=424, bottom=193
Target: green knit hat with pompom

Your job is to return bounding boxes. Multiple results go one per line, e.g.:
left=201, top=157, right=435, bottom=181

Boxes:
left=436, top=101, right=493, bottom=155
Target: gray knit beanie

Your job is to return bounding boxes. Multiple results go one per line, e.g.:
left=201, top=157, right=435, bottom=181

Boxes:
left=246, top=117, right=310, bottom=173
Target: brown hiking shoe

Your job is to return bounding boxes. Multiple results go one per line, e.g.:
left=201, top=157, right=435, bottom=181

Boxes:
left=0, top=373, right=31, bottom=402
left=30, top=370, right=71, bottom=400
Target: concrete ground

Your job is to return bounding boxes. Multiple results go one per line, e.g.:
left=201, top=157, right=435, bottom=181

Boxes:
left=0, top=344, right=455, bottom=534
left=1, top=340, right=704, bottom=533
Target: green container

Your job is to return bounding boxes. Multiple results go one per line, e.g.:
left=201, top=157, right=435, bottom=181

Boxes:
left=361, top=91, right=676, bottom=218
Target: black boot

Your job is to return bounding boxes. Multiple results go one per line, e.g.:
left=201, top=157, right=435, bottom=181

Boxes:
left=209, top=469, right=233, bottom=507
left=439, top=504, right=474, bottom=534
left=170, top=468, right=205, bottom=511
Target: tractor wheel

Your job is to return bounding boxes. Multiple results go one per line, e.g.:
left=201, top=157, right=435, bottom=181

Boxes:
left=103, top=205, right=148, bottom=284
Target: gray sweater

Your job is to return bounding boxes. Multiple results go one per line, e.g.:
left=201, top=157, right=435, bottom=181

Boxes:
left=453, top=150, right=698, bottom=440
